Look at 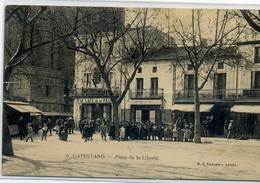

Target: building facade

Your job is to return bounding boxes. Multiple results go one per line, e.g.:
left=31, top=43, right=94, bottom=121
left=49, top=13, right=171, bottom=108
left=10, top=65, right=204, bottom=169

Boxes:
left=5, top=41, right=75, bottom=118
left=120, top=43, right=260, bottom=138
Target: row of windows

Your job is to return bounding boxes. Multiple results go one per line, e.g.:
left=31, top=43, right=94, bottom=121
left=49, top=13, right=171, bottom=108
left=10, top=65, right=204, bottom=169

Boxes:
left=187, top=62, right=224, bottom=71
left=137, top=66, right=157, bottom=74
left=136, top=77, right=158, bottom=90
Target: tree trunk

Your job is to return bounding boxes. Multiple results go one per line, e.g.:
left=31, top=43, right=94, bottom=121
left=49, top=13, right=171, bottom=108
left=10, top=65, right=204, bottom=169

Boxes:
left=193, top=70, right=201, bottom=143
left=112, top=103, right=119, bottom=139
left=2, top=105, right=14, bottom=156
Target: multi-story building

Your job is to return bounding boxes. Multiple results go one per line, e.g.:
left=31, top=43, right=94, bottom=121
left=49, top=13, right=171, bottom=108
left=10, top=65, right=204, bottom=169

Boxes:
left=121, top=47, right=175, bottom=124
left=5, top=41, right=75, bottom=119
left=72, top=25, right=175, bottom=125
left=121, top=43, right=260, bottom=138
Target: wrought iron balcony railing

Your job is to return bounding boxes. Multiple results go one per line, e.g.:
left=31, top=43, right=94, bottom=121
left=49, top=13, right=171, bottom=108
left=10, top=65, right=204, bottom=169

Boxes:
left=175, top=89, right=260, bottom=101
left=129, top=88, right=164, bottom=99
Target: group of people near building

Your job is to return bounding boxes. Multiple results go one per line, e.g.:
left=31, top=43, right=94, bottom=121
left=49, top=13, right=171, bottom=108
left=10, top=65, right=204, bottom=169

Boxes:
left=77, top=117, right=196, bottom=142
left=17, top=115, right=75, bottom=142
left=17, top=114, right=252, bottom=143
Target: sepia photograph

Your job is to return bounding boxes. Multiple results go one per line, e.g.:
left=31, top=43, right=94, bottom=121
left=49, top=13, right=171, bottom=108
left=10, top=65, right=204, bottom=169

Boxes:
left=1, top=2, right=260, bottom=181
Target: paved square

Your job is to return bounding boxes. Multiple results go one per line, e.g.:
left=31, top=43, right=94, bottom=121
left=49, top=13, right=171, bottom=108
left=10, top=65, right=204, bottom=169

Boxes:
left=2, top=131, right=260, bottom=181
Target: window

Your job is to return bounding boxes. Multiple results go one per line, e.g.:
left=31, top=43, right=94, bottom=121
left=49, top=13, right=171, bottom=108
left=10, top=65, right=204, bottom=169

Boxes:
left=64, top=80, right=69, bottom=97
left=138, top=67, right=142, bottom=73
left=45, top=85, right=50, bottom=97
left=84, top=73, right=92, bottom=88
left=252, top=71, right=260, bottom=89
left=152, top=66, right=157, bottom=73
left=184, top=74, right=194, bottom=98
left=151, top=77, right=158, bottom=95
left=255, top=47, right=260, bottom=63
left=187, top=64, right=193, bottom=71
left=136, top=78, right=143, bottom=96
left=218, top=62, right=224, bottom=69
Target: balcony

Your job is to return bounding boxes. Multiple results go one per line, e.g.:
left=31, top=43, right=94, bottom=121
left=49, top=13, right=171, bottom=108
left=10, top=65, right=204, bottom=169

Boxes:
left=129, top=88, right=164, bottom=99
left=175, top=89, right=260, bottom=102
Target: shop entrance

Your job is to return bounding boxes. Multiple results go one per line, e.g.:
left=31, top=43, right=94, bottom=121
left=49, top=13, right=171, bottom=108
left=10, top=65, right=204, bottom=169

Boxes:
left=92, top=104, right=103, bottom=120
left=141, top=110, right=150, bottom=123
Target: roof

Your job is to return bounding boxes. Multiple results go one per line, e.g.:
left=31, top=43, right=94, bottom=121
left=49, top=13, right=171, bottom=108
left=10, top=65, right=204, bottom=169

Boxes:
left=143, top=45, right=240, bottom=62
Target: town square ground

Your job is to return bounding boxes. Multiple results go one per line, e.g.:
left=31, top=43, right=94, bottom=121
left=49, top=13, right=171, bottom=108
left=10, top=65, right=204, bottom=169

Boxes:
left=2, top=131, right=260, bottom=181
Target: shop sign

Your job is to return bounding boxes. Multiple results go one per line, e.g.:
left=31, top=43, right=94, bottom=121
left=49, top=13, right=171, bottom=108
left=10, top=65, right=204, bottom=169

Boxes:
left=79, top=98, right=111, bottom=104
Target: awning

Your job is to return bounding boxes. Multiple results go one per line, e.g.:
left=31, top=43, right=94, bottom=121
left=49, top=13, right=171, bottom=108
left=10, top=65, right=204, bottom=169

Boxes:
left=231, top=105, right=260, bottom=114
left=172, top=104, right=214, bottom=112
left=6, top=103, right=42, bottom=114
left=42, top=112, right=73, bottom=117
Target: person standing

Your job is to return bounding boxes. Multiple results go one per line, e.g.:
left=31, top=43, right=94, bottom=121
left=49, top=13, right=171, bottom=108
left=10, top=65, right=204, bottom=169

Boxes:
left=47, top=118, right=52, bottom=136
left=25, top=123, right=34, bottom=142
left=227, top=120, right=234, bottom=139
left=100, top=122, right=107, bottom=141
left=17, top=116, right=25, bottom=140
left=119, top=125, right=126, bottom=141
left=224, top=118, right=229, bottom=138
left=41, top=123, right=48, bottom=140
left=203, top=117, right=210, bottom=138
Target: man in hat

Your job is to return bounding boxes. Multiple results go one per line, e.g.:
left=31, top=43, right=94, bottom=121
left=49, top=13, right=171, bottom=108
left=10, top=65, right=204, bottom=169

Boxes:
left=25, top=123, right=34, bottom=142
left=227, top=120, right=234, bottom=139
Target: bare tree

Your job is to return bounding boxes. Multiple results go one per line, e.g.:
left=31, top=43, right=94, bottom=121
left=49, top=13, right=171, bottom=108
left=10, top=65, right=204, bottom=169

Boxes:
left=172, top=9, right=247, bottom=143
left=3, top=6, right=78, bottom=156
left=61, top=7, right=163, bottom=138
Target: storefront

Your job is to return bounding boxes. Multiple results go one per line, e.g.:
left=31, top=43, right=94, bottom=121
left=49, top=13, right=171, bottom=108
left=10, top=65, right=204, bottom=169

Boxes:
left=79, top=98, right=111, bottom=120
left=231, top=105, right=260, bottom=139
left=172, top=103, right=217, bottom=136
left=4, top=100, right=42, bottom=135
left=126, top=105, right=161, bottom=123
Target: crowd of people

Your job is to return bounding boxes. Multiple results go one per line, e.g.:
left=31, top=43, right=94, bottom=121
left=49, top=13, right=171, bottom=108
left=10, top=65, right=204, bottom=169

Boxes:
left=16, top=114, right=243, bottom=143
left=77, top=117, right=196, bottom=142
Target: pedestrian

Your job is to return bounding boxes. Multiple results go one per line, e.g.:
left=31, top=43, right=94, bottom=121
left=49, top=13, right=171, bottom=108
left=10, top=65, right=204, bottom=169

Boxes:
left=184, top=129, right=190, bottom=142
left=227, top=120, right=234, bottom=139
left=100, top=122, right=107, bottom=141
left=17, top=116, right=25, bottom=140
left=47, top=118, right=52, bottom=136
left=119, top=125, right=126, bottom=141
left=109, top=122, right=115, bottom=140
left=63, top=119, right=69, bottom=141
left=203, top=117, right=210, bottom=138
left=41, top=123, right=48, bottom=140
left=164, top=124, right=169, bottom=141
left=224, top=118, right=229, bottom=138
left=83, top=123, right=90, bottom=142
left=172, top=128, right=178, bottom=142
left=54, top=118, right=61, bottom=134
left=25, top=123, right=34, bottom=142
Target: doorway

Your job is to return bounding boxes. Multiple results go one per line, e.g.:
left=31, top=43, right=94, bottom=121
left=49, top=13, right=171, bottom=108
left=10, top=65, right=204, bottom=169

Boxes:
left=142, top=110, right=150, bottom=123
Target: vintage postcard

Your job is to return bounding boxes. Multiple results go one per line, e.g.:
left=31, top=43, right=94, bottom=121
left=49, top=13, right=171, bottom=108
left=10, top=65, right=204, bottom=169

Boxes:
left=1, top=2, right=260, bottom=182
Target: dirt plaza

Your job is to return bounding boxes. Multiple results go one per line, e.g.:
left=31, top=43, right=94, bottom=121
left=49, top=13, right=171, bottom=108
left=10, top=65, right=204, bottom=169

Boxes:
left=2, top=131, right=260, bottom=181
